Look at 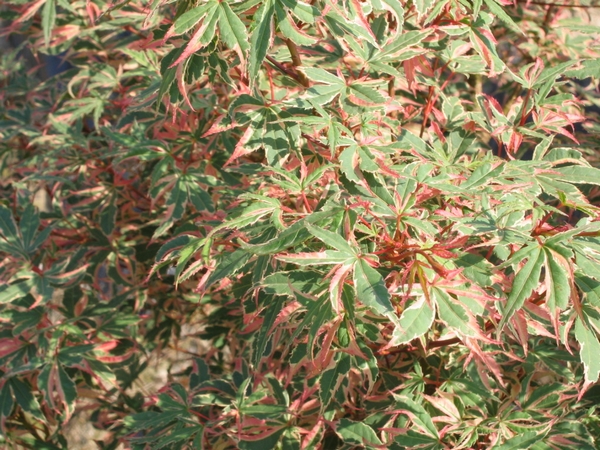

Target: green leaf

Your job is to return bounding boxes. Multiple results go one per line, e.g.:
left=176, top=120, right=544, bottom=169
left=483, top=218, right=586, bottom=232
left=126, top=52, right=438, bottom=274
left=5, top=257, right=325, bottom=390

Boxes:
left=550, top=165, right=600, bottom=187
left=394, top=430, right=440, bottom=447
left=19, top=204, right=40, bottom=252
left=0, top=383, right=14, bottom=422
left=390, top=296, right=435, bottom=345
left=469, top=22, right=505, bottom=75
left=575, top=247, right=600, bottom=281
left=243, top=222, right=310, bottom=255
left=319, top=353, right=351, bottom=411
left=483, top=0, right=523, bottom=35
left=277, top=250, right=353, bottom=266
left=282, top=428, right=301, bottom=450
left=378, top=29, right=433, bottom=59
left=472, top=0, right=483, bottom=18
left=218, top=2, right=249, bottom=56
left=303, top=85, right=344, bottom=106
left=433, top=288, right=476, bottom=337
left=155, top=235, right=191, bottom=263
left=252, top=294, right=286, bottom=366
left=353, top=258, right=394, bottom=318
left=249, top=0, right=275, bottom=83
left=244, top=213, right=330, bottom=255
left=576, top=274, right=600, bottom=308
left=0, top=204, right=18, bottom=242
left=84, top=358, right=117, bottom=387
left=276, top=3, right=316, bottom=45
left=498, top=246, right=544, bottom=334
left=171, top=1, right=220, bottom=67
left=58, top=364, right=78, bottom=411
left=306, top=223, right=355, bottom=254
left=565, top=59, right=600, bottom=80
left=29, top=222, right=52, bottom=255
left=543, top=247, right=570, bottom=312
left=9, top=378, right=43, bottom=419
left=455, top=253, right=493, bottom=287
left=393, top=395, right=439, bottom=438
left=575, top=317, right=600, bottom=384
left=379, top=0, right=404, bottom=32
left=336, top=418, right=382, bottom=446
left=42, top=0, right=57, bottom=47
left=154, top=426, right=203, bottom=449
left=346, top=84, right=387, bottom=106
left=172, top=3, right=215, bottom=35
left=534, top=61, right=576, bottom=88
left=302, top=67, right=345, bottom=86
left=239, top=428, right=285, bottom=450
left=461, top=162, right=504, bottom=190
left=205, top=249, right=251, bottom=288
left=0, top=279, right=35, bottom=304
left=362, top=172, right=395, bottom=205
left=186, top=181, right=215, bottom=212
left=99, top=199, right=117, bottom=236
left=169, top=178, right=187, bottom=221
left=413, top=0, right=434, bottom=18
left=174, top=237, right=207, bottom=281
left=339, top=146, right=361, bottom=183
left=288, top=296, right=332, bottom=355
left=280, top=0, right=319, bottom=23
left=262, top=271, right=323, bottom=297
left=491, top=430, right=546, bottom=450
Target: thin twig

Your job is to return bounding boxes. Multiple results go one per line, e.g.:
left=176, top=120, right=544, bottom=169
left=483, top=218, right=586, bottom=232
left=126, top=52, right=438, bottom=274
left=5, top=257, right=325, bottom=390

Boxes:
left=265, top=55, right=304, bottom=85
left=284, top=38, right=310, bottom=87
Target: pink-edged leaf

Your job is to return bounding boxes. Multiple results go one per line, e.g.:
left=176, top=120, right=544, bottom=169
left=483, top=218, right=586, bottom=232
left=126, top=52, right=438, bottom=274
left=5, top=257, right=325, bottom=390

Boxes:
left=380, top=0, right=404, bottom=36
left=353, top=258, right=395, bottom=318
left=203, top=115, right=236, bottom=137
left=306, top=223, right=355, bottom=254
left=392, top=394, right=439, bottom=438
left=319, top=353, right=351, bottom=412
left=543, top=247, right=571, bottom=313
left=0, top=279, right=35, bottom=304
left=388, top=296, right=434, bottom=347
left=432, top=287, right=491, bottom=342
left=0, top=382, right=13, bottom=429
left=575, top=317, right=600, bottom=385
left=167, top=2, right=216, bottom=37
left=224, top=126, right=258, bottom=167
left=349, top=0, right=379, bottom=46
left=170, top=2, right=220, bottom=68
left=13, top=0, right=46, bottom=24
left=38, top=364, right=77, bottom=422
left=276, top=250, right=353, bottom=266
left=422, top=392, right=461, bottom=423
left=335, top=418, right=383, bottom=446
left=512, top=310, right=529, bottom=355
left=329, top=263, right=353, bottom=314
left=314, top=319, right=340, bottom=370
left=0, top=338, right=23, bottom=359
left=497, top=246, right=544, bottom=335
left=464, top=337, right=505, bottom=387
left=46, top=264, right=89, bottom=285
left=217, top=2, right=249, bottom=71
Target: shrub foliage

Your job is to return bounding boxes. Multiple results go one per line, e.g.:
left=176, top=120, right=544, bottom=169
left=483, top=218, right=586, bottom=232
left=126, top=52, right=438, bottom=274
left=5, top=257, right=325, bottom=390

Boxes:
left=1, top=0, right=600, bottom=448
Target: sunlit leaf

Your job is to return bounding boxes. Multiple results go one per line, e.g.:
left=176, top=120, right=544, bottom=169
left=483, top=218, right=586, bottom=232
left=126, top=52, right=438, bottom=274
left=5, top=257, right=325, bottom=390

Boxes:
left=498, top=246, right=544, bottom=334
left=319, top=353, right=351, bottom=412
left=575, top=317, right=600, bottom=384
left=390, top=296, right=435, bottom=345
left=336, top=418, right=382, bottom=446
left=353, top=258, right=394, bottom=318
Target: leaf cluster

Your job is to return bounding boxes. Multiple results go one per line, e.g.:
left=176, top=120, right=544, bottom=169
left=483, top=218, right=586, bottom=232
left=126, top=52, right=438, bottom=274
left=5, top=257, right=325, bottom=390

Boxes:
left=1, top=0, right=600, bottom=448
